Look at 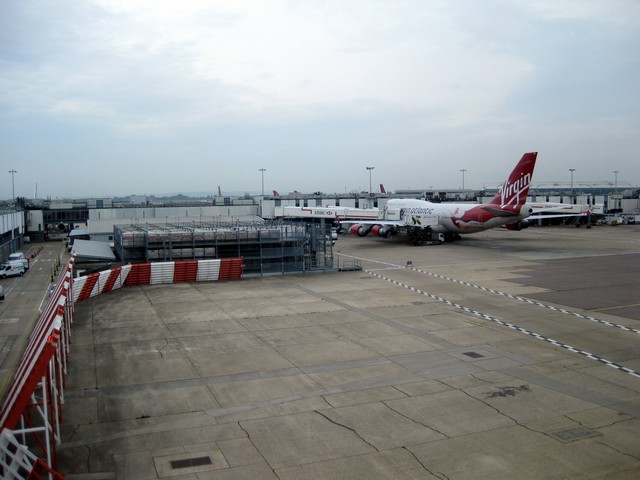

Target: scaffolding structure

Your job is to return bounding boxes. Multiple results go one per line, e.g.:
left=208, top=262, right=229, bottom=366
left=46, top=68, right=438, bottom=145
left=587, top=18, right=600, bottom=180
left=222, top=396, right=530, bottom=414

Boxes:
left=114, top=221, right=336, bottom=275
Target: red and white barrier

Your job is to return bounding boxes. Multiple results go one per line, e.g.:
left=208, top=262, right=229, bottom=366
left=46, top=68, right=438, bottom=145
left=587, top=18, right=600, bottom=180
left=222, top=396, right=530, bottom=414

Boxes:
left=0, top=255, right=75, bottom=478
left=125, top=258, right=243, bottom=287
left=72, top=264, right=132, bottom=303
left=72, top=258, right=243, bottom=302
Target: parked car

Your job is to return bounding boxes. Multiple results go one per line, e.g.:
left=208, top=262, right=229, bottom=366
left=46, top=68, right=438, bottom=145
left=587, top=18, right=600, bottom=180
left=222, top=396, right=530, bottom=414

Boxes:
left=0, top=285, right=4, bottom=301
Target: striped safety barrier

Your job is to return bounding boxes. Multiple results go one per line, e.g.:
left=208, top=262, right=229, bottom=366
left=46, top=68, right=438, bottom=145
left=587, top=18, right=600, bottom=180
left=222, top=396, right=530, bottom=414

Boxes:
left=125, top=258, right=243, bottom=287
left=72, top=264, right=132, bottom=303
left=72, top=258, right=243, bottom=301
left=0, top=255, right=76, bottom=478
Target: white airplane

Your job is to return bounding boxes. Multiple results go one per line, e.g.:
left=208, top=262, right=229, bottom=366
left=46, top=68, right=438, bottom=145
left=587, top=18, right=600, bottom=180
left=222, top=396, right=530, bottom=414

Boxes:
left=342, top=152, right=575, bottom=244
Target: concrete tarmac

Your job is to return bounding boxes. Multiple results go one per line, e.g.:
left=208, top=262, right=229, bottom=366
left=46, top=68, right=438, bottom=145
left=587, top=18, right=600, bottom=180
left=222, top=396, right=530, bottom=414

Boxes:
left=58, top=225, right=640, bottom=479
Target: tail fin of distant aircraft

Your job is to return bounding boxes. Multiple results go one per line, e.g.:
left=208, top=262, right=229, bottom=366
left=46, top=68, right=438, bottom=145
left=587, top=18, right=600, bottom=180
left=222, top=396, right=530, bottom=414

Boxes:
left=380, top=184, right=386, bottom=194
left=273, top=190, right=280, bottom=197
left=217, top=186, right=222, bottom=196
left=489, top=152, right=537, bottom=211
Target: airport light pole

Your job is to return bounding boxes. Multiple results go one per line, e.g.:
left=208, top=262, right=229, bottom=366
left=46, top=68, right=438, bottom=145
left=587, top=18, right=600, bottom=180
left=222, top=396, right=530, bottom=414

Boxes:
left=569, top=168, right=575, bottom=199
left=8, top=169, right=17, bottom=199
left=613, top=170, right=619, bottom=211
left=460, top=169, right=467, bottom=190
left=259, top=168, right=266, bottom=196
left=366, top=166, right=375, bottom=193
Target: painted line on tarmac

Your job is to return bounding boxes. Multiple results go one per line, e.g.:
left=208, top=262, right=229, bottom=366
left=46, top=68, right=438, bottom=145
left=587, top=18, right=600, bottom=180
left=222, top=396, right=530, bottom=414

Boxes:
left=365, top=269, right=640, bottom=380
left=340, top=253, right=640, bottom=336
left=409, top=267, right=640, bottom=336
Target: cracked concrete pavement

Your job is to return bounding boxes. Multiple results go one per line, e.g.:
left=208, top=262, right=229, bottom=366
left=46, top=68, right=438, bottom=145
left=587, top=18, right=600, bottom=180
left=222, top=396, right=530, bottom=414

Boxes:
left=58, top=225, right=640, bottom=479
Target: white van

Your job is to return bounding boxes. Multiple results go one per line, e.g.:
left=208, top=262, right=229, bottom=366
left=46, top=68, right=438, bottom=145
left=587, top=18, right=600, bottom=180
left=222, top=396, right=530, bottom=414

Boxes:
left=1, top=263, right=25, bottom=278
left=8, top=252, right=29, bottom=270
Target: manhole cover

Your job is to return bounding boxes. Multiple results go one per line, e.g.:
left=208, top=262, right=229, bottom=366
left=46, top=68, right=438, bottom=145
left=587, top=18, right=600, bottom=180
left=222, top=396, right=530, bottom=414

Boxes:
left=463, top=351, right=484, bottom=359
left=171, top=457, right=212, bottom=470
left=552, top=426, right=601, bottom=443
left=155, top=449, right=228, bottom=477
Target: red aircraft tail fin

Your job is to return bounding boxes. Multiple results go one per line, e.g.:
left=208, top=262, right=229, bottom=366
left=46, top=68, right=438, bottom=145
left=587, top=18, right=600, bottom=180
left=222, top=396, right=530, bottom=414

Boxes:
left=489, top=152, right=537, bottom=210
left=379, top=184, right=386, bottom=194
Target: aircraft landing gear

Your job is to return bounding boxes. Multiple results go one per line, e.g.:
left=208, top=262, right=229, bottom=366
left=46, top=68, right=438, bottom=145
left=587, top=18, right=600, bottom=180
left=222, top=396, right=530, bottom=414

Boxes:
left=408, top=227, right=441, bottom=246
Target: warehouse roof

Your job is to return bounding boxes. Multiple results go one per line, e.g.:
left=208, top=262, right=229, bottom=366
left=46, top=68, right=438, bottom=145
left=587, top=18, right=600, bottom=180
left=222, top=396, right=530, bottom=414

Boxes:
left=70, top=239, right=115, bottom=261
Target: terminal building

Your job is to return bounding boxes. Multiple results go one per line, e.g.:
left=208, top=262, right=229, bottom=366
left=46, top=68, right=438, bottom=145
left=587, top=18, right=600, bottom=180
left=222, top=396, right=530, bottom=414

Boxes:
left=0, top=209, right=24, bottom=262
left=2, top=181, right=639, bottom=267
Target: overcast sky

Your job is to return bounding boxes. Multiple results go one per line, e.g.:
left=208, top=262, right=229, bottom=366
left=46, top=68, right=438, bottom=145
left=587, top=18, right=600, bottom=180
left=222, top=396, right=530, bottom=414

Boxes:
left=1, top=0, right=639, bottom=198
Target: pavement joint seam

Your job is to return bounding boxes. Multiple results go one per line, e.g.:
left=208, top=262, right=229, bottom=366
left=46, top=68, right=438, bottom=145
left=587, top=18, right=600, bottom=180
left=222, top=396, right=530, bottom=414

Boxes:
left=365, top=270, right=640, bottom=380
left=293, top=284, right=457, bottom=349
left=383, top=401, right=448, bottom=438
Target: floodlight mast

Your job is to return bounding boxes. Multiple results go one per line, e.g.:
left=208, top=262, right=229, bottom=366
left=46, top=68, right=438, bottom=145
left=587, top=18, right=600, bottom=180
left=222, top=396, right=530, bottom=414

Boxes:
left=366, top=166, right=375, bottom=192
left=569, top=168, right=576, bottom=198
left=8, top=169, right=17, bottom=199
left=460, top=169, right=467, bottom=190
left=259, top=168, right=266, bottom=196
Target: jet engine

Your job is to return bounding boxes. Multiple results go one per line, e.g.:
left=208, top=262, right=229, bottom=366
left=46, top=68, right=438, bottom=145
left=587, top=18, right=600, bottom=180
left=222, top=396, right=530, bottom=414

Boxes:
left=371, top=225, right=391, bottom=238
left=504, top=220, right=529, bottom=231
left=349, top=224, right=370, bottom=237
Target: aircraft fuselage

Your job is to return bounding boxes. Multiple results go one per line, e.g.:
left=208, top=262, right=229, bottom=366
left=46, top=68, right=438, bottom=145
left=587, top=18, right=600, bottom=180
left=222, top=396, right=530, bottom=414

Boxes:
left=383, top=198, right=531, bottom=235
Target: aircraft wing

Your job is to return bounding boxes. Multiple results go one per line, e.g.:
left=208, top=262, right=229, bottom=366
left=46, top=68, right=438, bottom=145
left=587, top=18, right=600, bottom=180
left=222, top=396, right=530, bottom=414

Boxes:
left=528, top=213, right=589, bottom=220
left=527, top=202, right=592, bottom=220
left=338, top=219, right=404, bottom=226
left=529, top=201, right=590, bottom=211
